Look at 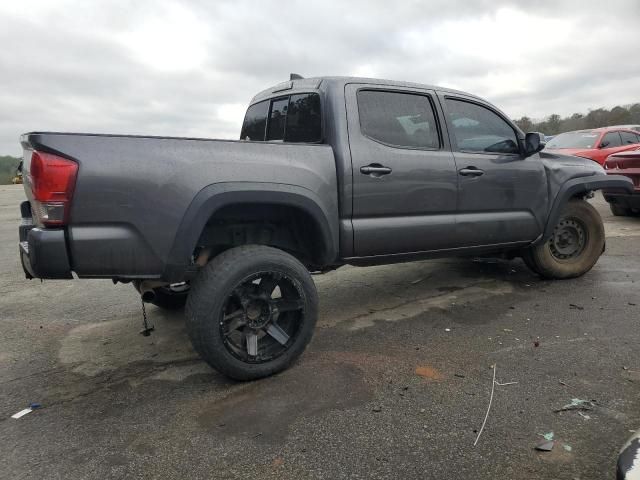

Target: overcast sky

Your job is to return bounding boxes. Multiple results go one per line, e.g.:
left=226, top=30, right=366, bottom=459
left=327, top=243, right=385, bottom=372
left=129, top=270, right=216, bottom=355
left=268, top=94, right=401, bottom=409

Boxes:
left=1, top=0, right=639, bottom=155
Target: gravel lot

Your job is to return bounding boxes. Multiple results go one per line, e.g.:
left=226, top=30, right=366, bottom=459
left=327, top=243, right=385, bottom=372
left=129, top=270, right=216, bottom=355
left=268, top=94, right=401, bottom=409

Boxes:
left=1, top=184, right=639, bottom=479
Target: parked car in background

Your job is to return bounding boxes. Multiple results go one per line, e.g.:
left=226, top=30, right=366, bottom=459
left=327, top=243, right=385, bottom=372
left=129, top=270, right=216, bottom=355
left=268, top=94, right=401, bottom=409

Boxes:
left=604, top=147, right=640, bottom=216
left=608, top=124, right=640, bottom=132
left=545, top=127, right=640, bottom=165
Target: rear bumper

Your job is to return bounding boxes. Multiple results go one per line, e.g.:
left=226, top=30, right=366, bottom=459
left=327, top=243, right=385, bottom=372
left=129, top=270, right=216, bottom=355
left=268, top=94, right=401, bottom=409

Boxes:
left=18, top=201, right=73, bottom=279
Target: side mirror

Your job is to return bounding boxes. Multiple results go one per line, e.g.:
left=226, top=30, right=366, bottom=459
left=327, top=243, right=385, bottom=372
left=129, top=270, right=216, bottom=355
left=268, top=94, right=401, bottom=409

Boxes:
left=599, top=140, right=610, bottom=149
left=524, top=132, right=546, bottom=157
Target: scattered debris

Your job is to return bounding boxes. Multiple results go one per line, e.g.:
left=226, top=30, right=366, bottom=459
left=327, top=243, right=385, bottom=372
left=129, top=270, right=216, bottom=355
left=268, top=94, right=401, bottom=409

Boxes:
left=534, top=339, right=540, bottom=348
left=569, top=303, right=584, bottom=310
left=454, top=373, right=466, bottom=378
left=559, top=381, right=570, bottom=387
left=411, top=277, right=425, bottom=285
left=623, top=366, right=629, bottom=371
left=495, top=381, right=518, bottom=386
left=474, top=364, right=496, bottom=447
left=420, top=408, right=426, bottom=413
left=10, top=402, right=41, bottom=419
left=541, top=432, right=554, bottom=441
left=11, top=408, right=34, bottom=419
left=554, top=398, right=595, bottom=413
left=578, top=412, right=591, bottom=420
left=536, top=440, right=555, bottom=452
left=372, top=406, right=382, bottom=412
left=563, top=444, right=573, bottom=452
left=629, top=302, right=637, bottom=306
left=415, top=366, right=444, bottom=380
left=445, top=328, right=451, bottom=332
left=252, top=433, right=263, bottom=439
left=503, top=328, right=513, bottom=332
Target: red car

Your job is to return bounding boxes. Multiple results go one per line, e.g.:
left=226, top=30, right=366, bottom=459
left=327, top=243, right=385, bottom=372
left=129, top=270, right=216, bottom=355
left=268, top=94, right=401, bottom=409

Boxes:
left=603, top=147, right=640, bottom=216
left=545, top=127, right=640, bottom=165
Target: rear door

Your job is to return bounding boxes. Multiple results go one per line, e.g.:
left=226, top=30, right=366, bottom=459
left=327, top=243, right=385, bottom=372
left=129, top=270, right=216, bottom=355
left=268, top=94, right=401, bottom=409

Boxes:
left=345, top=84, right=458, bottom=256
left=440, top=95, right=546, bottom=247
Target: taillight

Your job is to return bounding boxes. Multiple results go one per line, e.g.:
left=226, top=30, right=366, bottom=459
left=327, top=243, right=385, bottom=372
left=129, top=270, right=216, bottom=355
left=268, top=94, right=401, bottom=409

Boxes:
left=29, top=151, right=78, bottom=226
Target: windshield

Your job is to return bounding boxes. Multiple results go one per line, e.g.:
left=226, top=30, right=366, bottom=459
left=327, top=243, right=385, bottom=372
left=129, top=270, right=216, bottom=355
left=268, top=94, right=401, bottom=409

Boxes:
left=546, top=131, right=599, bottom=149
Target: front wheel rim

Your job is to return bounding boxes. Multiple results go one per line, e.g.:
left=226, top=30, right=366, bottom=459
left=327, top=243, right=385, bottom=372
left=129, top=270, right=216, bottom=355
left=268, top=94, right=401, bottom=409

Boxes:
left=219, top=271, right=305, bottom=364
left=549, top=217, right=587, bottom=260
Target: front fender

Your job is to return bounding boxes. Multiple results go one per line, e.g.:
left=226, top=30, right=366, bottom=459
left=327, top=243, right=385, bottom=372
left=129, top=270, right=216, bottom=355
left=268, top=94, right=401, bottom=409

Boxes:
left=539, top=174, right=634, bottom=243
left=162, top=182, right=339, bottom=281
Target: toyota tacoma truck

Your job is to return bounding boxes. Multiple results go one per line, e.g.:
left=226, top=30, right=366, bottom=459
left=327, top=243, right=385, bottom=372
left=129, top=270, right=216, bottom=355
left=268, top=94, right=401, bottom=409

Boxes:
left=17, top=76, right=634, bottom=380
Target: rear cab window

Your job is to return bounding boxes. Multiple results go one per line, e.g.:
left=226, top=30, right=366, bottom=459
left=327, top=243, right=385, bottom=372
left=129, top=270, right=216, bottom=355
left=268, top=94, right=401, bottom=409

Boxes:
left=240, top=93, right=321, bottom=143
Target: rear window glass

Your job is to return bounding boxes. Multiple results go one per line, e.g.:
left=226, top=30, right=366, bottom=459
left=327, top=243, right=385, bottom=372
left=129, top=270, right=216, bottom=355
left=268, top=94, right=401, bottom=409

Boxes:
left=266, top=97, right=289, bottom=141
left=286, top=93, right=321, bottom=142
left=357, top=90, right=440, bottom=149
left=620, top=131, right=640, bottom=145
left=240, top=100, right=269, bottom=141
left=240, top=93, right=322, bottom=143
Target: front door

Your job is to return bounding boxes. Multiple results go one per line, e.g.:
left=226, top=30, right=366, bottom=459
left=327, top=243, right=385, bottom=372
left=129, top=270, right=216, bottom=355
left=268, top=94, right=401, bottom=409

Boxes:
left=346, top=84, right=458, bottom=256
left=440, top=95, right=547, bottom=247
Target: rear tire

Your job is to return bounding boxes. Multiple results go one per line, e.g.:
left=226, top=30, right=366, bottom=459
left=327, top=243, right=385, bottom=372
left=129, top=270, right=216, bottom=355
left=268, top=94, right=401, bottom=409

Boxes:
left=609, top=203, right=633, bottom=217
left=185, top=245, right=318, bottom=381
left=523, top=199, right=604, bottom=279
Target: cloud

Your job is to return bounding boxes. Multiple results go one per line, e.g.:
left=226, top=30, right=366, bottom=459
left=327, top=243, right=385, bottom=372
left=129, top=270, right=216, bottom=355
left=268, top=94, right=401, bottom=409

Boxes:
left=1, top=0, right=639, bottom=154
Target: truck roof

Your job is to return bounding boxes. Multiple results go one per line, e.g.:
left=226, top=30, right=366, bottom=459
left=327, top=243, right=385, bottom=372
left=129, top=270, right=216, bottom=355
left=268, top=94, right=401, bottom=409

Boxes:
left=250, top=76, right=483, bottom=105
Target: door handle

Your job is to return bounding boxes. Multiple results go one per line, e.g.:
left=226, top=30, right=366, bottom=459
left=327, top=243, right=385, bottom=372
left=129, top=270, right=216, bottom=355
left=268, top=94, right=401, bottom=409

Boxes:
left=458, top=167, right=484, bottom=177
left=360, top=164, right=392, bottom=176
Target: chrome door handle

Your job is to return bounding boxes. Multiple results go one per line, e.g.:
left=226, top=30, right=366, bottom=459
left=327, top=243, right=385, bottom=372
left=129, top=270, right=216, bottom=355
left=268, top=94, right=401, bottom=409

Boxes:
left=458, top=167, right=484, bottom=177
left=360, top=164, right=392, bottom=176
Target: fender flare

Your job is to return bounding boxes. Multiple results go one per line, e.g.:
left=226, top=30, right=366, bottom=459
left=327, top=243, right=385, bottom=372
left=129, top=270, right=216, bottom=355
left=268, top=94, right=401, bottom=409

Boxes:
left=540, top=174, right=634, bottom=243
left=162, top=182, right=339, bottom=280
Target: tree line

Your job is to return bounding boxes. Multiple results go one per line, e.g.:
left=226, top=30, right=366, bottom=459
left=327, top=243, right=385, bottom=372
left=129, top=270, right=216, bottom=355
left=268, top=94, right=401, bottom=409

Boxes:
left=514, top=103, right=640, bottom=135
left=0, top=155, right=21, bottom=184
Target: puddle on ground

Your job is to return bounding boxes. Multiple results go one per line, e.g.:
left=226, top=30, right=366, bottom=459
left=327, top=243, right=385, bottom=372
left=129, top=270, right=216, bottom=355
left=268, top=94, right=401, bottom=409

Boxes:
left=343, top=280, right=513, bottom=331
left=58, top=312, right=196, bottom=376
left=195, top=358, right=372, bottom=442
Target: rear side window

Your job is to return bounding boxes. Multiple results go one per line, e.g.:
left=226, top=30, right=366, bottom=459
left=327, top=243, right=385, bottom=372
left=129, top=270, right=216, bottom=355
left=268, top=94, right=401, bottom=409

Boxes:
left=601, top=131, right=622, bottom=148
left=266, top=97, right=289, bottom=141
left=240, top=100, right=269, bottom=141
left=357, top=90, right=440, bottom=149
left=620, top=131, right=640, bottom=145
left=240, top=93, right=322, bottom=143
left=286, top=93, right=321, bottom=142
left=445, top=99, right=519, bottom=154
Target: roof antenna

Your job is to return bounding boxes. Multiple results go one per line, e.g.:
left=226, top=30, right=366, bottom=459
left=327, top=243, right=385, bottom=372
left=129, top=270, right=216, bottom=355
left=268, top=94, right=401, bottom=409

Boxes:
left=290, top=73, right=304, bottom=80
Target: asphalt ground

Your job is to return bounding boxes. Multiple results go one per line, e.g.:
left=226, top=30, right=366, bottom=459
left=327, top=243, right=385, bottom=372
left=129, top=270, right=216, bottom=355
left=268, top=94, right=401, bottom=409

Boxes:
left=1, top=184, right=639, bottom=479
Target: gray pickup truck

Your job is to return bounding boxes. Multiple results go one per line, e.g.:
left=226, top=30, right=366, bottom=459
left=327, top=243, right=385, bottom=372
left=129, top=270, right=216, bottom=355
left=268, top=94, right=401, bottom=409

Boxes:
left=18, top=76, right=633, bottom=380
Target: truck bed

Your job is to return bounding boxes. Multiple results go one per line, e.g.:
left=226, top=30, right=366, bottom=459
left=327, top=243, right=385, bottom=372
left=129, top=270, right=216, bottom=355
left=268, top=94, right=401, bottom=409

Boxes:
left=21, top=132, right=339, bottom=279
